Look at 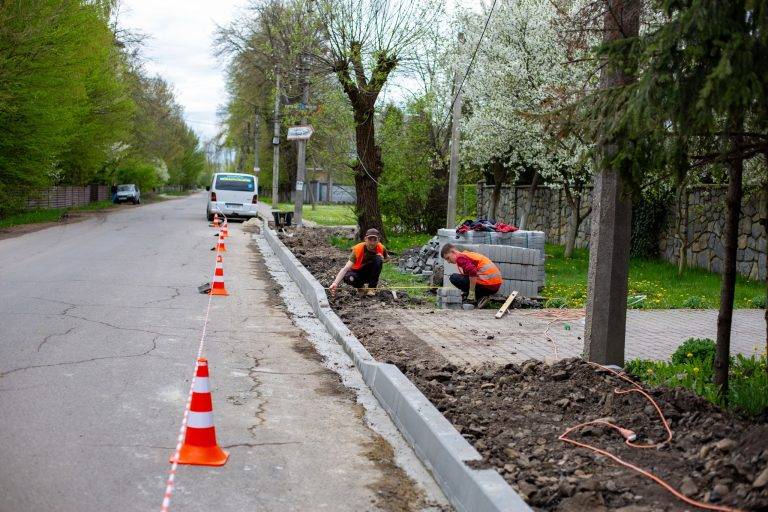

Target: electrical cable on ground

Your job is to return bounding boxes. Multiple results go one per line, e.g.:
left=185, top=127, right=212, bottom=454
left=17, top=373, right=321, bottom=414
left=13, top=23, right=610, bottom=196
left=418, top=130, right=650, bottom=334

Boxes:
left=559, top=362, right=745, bottom=512
left=160, top=212, right=228, bottom=512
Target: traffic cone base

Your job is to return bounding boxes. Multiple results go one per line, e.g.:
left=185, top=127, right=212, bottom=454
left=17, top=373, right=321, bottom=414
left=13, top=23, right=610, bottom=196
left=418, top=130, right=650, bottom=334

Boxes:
left=210, top=285, right=228, bottom=296
left=170, top=358, right=229, bottom=466
left=172, top=443, right=229, bottom=466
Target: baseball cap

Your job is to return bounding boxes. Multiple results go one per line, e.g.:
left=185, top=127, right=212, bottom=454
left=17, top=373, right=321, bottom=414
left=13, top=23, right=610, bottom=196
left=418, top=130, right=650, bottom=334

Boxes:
left=364, top=228, right=380, bottom=239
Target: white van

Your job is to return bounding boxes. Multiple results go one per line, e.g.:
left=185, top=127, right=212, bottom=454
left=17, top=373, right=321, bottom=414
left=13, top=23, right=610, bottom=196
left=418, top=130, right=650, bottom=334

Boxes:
left=206, top=172, right=259, bottom=221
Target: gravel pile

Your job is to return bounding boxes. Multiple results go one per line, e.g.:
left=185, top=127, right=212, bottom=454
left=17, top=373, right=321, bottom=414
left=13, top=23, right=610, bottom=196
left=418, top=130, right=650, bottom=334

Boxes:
left=398, top=236, right=440, bottom=276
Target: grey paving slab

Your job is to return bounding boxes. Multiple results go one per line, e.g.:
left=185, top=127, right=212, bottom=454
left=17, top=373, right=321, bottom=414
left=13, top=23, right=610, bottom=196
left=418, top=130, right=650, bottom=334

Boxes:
left=390, top=308, right=764, bottom=366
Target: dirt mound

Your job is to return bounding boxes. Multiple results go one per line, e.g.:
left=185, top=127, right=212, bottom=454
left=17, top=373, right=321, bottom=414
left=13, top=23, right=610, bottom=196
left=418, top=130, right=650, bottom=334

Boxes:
left=280, top=227, right=768, bottom=511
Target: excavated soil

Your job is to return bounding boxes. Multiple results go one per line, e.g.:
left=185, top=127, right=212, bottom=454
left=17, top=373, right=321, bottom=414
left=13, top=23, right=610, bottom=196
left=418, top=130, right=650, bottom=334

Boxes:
left=279, top=227, right=768, bottom=512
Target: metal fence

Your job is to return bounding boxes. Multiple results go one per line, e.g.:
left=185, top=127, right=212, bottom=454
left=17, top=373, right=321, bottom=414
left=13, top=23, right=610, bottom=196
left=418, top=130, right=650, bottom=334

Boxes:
left=24, top=185, right=109, bottom=210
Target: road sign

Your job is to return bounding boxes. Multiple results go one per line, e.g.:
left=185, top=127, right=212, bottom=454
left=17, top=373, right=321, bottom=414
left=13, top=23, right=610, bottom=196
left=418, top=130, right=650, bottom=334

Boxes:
left=287, top=126, right=314, bottom=141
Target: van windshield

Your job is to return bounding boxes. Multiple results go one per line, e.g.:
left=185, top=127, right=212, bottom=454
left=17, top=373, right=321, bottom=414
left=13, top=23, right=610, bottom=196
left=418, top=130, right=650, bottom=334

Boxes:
left=215, top=174, right=255, bottom=192
left=117, top=185, right=134, bottom=191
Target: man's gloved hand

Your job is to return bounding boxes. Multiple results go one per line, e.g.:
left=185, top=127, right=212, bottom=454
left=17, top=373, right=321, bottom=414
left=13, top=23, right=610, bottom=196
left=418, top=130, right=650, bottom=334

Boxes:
left=467, top=289, right=476, bottom=302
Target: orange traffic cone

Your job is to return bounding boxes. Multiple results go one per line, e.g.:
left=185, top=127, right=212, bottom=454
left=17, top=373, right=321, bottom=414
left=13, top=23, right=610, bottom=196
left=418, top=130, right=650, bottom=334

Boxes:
left=171, top=358, right=229, bottom=466
left=215, top=232, right=227, bottom=253
left=210, top=258, right=228, bottom=296
left=212, top=213, right=220, bottom=228
left=221, top=221, right=229, bottom=239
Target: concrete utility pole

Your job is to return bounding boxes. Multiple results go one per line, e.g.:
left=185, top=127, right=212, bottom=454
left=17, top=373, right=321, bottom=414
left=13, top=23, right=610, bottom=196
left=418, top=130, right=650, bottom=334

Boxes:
left=583, top=0, right=640, bottom=366
left=446, top=33, right=465, bottom=229
left=292, top=1, right=312, bottom=227
left=253, top=107, right=260, bottom=177
left=271, top=71, right=281, bottom=208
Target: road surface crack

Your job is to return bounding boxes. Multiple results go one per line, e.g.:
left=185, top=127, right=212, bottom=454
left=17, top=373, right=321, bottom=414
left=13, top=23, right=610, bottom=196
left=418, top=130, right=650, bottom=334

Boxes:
left=223, top=441, right=302, bottom=449
left=143, top=287, right=182, bottom=306
left=1, top=335, right=159, bottom=379
left=62, top=311, right=176, bottom=337
left=37, top=326, right=77, bottom=352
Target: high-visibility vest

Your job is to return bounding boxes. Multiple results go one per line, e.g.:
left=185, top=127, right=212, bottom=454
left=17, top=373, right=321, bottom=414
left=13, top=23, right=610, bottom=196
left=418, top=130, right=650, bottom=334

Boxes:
left=351, top=242, right=385, bottom=270
left=459, top=251, right=502, bottom=286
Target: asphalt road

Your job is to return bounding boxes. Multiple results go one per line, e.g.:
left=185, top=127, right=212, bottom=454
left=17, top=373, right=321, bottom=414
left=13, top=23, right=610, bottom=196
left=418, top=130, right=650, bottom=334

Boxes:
left=0, top=195, right=429, bottom=511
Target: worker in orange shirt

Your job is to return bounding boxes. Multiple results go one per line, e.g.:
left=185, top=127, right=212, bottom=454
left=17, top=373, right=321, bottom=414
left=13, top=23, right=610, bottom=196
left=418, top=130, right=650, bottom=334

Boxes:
left=441, top=243, right=502, bottom=309
left=330, top=228, right=389, bottom=297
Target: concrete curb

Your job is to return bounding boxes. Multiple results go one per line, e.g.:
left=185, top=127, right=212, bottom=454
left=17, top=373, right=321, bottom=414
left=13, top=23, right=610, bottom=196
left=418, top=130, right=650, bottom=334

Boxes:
left=260, top=223, right=531, bottom=512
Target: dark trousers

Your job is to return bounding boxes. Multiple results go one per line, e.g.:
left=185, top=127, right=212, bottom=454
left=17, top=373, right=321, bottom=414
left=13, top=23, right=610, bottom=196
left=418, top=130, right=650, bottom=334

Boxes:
left=344, top=256, right=383, bottom=288
left=449, top=274, right=500, bottom=299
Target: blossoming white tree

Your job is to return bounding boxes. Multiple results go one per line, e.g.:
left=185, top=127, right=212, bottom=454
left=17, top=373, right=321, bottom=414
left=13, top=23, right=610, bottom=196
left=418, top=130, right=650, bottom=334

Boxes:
left=458, top=0, right=595, bottom=255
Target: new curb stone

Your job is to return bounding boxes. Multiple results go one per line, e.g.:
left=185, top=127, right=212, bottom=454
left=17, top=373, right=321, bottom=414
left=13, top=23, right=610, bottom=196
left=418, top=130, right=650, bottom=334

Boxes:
left=259, top=220, right=531, bottom=512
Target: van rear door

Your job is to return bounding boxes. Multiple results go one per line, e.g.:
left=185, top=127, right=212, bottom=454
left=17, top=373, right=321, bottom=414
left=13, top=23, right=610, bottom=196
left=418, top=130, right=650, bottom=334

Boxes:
left=214, top=174, right=257, bottom=205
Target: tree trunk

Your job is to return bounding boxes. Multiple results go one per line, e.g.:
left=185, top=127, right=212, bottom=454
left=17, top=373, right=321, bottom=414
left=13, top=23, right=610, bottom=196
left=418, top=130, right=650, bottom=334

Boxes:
left=425, top=163, right=449, bottom=233
left=676, top=182, right=689, bottom=275
left=762, top=176, right=767, bottom=373
left=490, top=181, right=502, bottom=220
left=714, top=116, right=744, bottom=402
left=519, top=169, right=540, bottom=230
left=353, top=104, right=385, bottom=239
left=563, top=181, right=580, bottom=259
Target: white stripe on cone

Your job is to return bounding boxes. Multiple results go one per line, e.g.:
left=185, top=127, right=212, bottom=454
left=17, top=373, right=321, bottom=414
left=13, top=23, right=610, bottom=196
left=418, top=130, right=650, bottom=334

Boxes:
left=187, top=411, right=214, bottom=429
left=193, top=377, right=210, bottom=393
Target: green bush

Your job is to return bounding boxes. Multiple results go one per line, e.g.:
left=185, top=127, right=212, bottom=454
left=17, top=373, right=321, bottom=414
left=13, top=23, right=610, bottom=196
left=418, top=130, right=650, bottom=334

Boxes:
left=750, top=295, right=767, bottom=309
left=626, top=338, right=767, bottom=417
left=671, top=337, right=716, bottom=365
left=682, top=295, right=706, bottom=309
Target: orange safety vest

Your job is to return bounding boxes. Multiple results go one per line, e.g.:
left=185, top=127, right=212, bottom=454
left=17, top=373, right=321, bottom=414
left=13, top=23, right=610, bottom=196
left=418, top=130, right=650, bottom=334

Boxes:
left=351, top=242, right=385, bottom=270
left=459, top=251, right=502, bottom=286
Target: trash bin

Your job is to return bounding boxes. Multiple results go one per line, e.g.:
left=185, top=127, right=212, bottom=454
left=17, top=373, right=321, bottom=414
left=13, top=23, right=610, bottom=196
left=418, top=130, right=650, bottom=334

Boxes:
left=271, top=210, right=293, bottom=227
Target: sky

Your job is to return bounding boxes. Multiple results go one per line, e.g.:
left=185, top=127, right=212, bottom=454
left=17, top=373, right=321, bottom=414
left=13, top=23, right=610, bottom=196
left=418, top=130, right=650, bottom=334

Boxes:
left=118, top=0, right=479, bottom=143
left=118, top=0, right=245, bottom=141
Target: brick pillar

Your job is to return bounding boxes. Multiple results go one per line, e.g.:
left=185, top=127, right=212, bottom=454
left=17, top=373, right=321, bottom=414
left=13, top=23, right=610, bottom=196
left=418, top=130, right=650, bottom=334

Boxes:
left=584, top=168, right=632, bottom=365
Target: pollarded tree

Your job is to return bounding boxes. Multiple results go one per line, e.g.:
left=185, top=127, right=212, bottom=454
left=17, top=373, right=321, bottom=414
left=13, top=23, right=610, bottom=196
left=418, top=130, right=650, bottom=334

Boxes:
left=315, top=0, right=441, bottom=239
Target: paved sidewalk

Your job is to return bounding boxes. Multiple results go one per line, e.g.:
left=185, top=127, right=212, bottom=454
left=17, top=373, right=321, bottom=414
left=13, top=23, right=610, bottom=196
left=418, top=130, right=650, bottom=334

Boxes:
left=391, top=308, right=764, bottom=366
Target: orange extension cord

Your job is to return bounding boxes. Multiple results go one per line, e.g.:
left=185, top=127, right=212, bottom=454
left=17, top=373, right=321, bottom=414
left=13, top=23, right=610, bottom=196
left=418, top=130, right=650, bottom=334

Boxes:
left=559, top=362, right=745, bottom=512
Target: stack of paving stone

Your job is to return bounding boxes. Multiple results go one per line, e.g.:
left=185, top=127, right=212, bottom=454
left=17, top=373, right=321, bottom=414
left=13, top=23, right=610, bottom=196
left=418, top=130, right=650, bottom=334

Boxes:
left=435, top=228, right=546, bottom=307
left=398, top=236, right=439, bottom=275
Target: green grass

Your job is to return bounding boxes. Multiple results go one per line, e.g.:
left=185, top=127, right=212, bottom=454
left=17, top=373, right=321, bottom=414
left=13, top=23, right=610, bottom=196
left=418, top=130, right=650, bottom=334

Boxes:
left=626, top=338, right=768, bottom=417
left=543, top=243, right=765, bottom=309
left=278, top=203, right=356, bottom=226
left=161, top=190, right=194, bottom=196
left=330, top=232, right=432, bottom=254
left=0, top=200, right=114, bottom=229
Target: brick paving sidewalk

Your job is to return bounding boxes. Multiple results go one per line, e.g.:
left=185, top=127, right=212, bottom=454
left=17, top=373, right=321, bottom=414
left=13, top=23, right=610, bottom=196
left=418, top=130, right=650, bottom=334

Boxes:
left=391, top=308, right=764, bottom=366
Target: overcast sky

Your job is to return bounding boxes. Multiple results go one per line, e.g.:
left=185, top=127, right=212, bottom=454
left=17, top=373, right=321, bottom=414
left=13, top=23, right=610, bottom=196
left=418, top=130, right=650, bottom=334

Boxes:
left=118, top=0, right=477, bottom=143
left=118, top=0, right=244, bottom=141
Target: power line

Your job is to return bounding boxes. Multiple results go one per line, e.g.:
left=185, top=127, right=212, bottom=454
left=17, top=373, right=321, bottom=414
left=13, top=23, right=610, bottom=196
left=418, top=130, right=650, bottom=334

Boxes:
left=440, top=0, right=498, bottom=132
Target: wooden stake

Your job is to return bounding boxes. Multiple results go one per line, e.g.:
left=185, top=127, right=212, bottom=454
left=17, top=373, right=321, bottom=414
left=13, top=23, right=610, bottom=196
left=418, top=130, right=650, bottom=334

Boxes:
left=495, top=291, right=519, bottom=319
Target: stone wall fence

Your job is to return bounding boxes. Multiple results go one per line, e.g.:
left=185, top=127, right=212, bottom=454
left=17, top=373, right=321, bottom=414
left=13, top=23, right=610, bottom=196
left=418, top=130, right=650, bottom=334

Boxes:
left=476, top=181, right=766, bottom=281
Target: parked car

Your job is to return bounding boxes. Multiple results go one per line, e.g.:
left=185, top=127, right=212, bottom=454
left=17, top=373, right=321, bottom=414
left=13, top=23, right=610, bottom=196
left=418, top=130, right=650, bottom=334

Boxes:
left=114, top=184, right=141, bottom=204
left=206, top=172, right=258, bottom=221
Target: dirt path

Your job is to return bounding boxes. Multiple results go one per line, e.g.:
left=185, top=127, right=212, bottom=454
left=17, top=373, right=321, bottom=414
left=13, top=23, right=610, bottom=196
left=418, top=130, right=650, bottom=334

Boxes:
left=280, top=227, right=768, bottom=512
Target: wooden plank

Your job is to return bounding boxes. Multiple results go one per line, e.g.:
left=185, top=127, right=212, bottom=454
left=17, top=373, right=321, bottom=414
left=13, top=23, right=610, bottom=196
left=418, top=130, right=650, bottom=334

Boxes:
left=495, top=291, right=518, bottom=319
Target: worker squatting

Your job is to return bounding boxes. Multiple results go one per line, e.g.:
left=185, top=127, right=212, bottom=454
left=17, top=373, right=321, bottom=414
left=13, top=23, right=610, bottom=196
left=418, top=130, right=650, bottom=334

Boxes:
left=329, top=230, right=502, bottom=309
